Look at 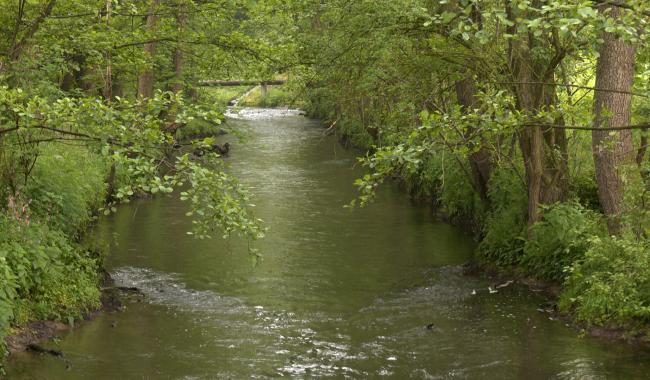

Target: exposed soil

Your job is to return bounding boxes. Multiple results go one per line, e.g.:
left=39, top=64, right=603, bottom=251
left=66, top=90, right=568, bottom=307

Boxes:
left=5, top=321, right=70, bottom=355
left=3, top=269, right=133, bottom=356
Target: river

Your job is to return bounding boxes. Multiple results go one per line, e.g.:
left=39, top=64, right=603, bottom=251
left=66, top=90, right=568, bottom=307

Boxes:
left=6, top=108, right=650, bottom=379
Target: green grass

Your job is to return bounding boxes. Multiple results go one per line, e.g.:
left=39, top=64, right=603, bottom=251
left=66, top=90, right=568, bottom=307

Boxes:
left=238, top=85, right=303, bottom=108
left=198, top=86, right=253, bottom=107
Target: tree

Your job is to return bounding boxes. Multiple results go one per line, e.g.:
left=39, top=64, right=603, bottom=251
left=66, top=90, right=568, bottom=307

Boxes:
left=137, top=0, right=160, bottom=98
left=592, top=5, right=637, bottom=234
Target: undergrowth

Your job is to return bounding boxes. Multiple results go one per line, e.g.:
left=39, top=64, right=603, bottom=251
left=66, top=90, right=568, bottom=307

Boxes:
left=0, top=145, right=107, bottom=359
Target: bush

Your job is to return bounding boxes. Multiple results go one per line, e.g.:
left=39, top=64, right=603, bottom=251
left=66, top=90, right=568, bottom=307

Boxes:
left=437, top=158, right=483, bottom=221
left=404, top=151, right=483, bottom=221
left=560, top=236, right=650, bottom=326
left=403, top=154, right=441, bottom=199
left=0, top=145, right=106, bottom=359
left=337, top=118, right=375, bottom=149
left=0, top=216, right=101, bottom=357
left=27, top=146, right=108, bottom=237
left=570, top=170, right=601, bottom=211
left=177, top=118, right=227, bottom=140
left=478, top=167, right=528, bottom=267
left=521, top=202, right=605, bottom=282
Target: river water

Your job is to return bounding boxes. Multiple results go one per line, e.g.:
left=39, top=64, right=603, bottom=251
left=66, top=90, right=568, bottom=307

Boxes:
left=7, top=108, right=650, bottom=379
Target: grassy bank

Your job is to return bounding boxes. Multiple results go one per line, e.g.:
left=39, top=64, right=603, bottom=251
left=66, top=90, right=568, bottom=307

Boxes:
left=238, top=85, right=303, bottom=108
left=199, top=85, right=252, bottom=107
left=0, top=145, right=110, bottom=359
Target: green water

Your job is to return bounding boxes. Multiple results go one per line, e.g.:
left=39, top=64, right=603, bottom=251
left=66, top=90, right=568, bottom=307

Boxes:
left=7, top=109, right=650, bottom=379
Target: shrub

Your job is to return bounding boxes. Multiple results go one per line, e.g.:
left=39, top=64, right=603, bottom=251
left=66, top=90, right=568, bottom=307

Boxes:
left=478, top=167, right=528, bottom=267
left=27, top=146, right=108, bottom=237
left=403, top=154, right=441, bottom=199
left=570, top=170, right=601, bottom=211
left=196, top=86, right=252, bottom=108
left=437, top=157, right=483, bottom=221
left=0, top=215, right=101, bottom=356
left=177, top=118, right=227, bottom=140
left=521, top=201, right=605, bottom=282
left=337, top=117, right=375, bottom=149
left=0, top=145, right=105, bottom=360
left=560, top=236, right=650, bottom=326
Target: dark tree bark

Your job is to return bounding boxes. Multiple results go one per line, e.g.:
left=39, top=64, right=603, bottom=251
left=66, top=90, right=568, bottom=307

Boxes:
left=137, top=0, right=160, bottom=98
left=60, top=69, right=75, bottom=92
left=103, top=0, right=113, bottom=101
left=172, top=3, right=187, bottom=94
left=506, top=1, right=569, bottom=230
left=455, top=77, right=492, bottom=204
left=592, top=6, right=636, bottom=234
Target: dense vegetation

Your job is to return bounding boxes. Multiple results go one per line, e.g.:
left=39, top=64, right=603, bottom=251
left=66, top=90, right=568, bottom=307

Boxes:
left=262, top=1, right=650, bottom=334
left=258, top=0, right=650, bottom=329
left=0, top=0, right=270, bottom=362
left=2, top=0, right=650, bottom=368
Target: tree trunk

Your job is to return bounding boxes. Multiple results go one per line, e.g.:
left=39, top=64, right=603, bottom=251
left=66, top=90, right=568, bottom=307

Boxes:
left=172, top=3, right=187, bottom=94
left=137, top=0, right=160, bottom=98
left=592, top=6, right=636, bottom=234
left=455, top=77, right=491, bottom=204
left=103, top=0, right=117, bottom=203
left=510, top=42, right=549, bottom=228
left=9, top=0, right=56, bottom=62
left=507, top=2, right=569, bottom=230
left=103, top=0, right=113, bottom=101
left=541, top=89, right=570, bottom=204
left=60, top=70, right=75, bottom=92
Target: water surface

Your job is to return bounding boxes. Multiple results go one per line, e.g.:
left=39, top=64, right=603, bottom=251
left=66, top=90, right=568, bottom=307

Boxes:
left=7, top=109, right=650, bottom=379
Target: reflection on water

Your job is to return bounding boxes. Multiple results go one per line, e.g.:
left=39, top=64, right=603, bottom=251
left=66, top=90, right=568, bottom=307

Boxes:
left=7, top=108, right=650, bottom=379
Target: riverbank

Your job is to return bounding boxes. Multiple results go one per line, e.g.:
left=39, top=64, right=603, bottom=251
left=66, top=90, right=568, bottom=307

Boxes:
left=0, top=95, right=237, bottom=368
left=0, top=142, right=122, bottom=367
left=482, top=264, right=650, bottom=345
left=319, top=114, right=650, bottom=346
left=3, top=268, right=132, bottom=356
left=4, top=108, right=645, bottom=377
left=9, top=109, right=650, bottom=378
left=199, top=83, right=302, bottom=110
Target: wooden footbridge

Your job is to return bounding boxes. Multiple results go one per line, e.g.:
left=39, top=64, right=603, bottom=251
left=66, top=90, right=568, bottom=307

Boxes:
left=198, top=80, right=286, bottom=97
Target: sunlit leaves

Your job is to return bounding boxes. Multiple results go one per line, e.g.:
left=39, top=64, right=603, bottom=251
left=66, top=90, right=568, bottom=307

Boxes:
left=177, top=153, right=265, bottom=241
left=0, top=86, right=261, bottom=244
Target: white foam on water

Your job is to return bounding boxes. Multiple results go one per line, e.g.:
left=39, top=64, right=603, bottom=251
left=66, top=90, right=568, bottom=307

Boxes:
left=225, top=107, right=305, bottom=120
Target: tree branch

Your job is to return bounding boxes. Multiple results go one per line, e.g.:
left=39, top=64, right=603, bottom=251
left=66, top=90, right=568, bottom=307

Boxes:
left=10, top=0, right=57, bottom=61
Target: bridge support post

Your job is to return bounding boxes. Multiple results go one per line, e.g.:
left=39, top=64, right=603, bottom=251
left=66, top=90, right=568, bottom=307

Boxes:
left=261, top=83, right=268, bottom=98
